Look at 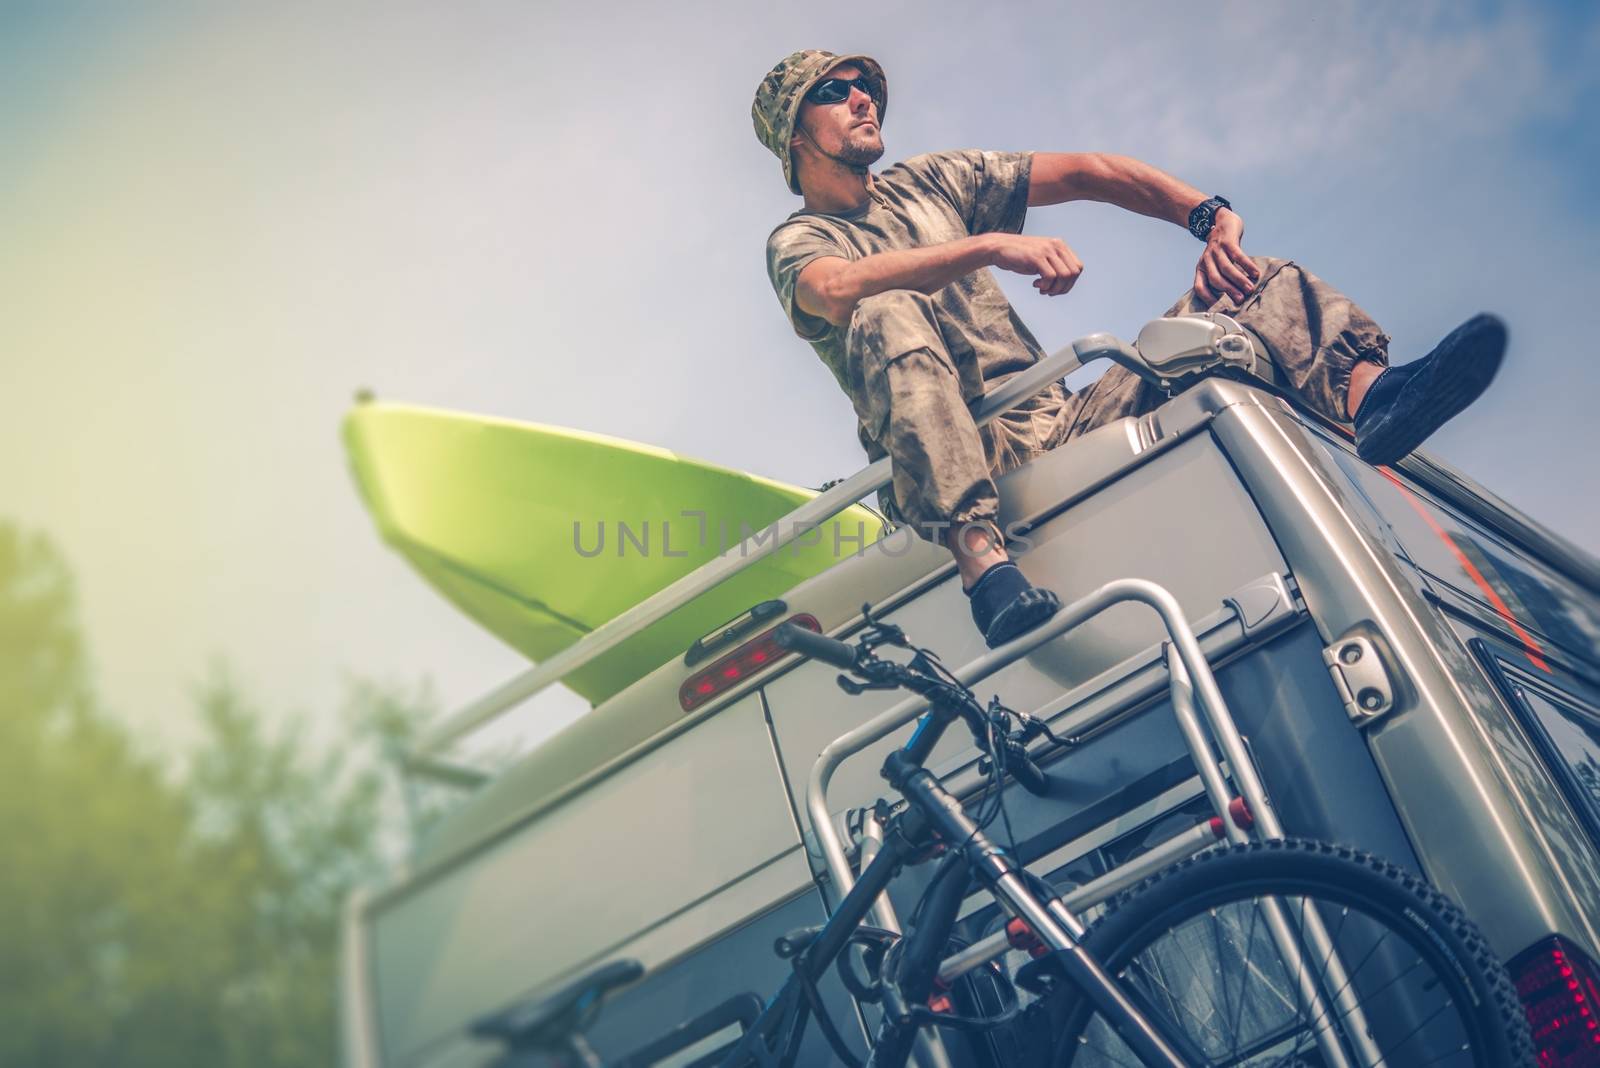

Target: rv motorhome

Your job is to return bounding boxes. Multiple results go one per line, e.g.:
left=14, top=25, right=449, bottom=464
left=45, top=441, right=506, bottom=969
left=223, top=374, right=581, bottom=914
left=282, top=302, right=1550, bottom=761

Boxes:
left=340, top=316, right=1600, bottom=1067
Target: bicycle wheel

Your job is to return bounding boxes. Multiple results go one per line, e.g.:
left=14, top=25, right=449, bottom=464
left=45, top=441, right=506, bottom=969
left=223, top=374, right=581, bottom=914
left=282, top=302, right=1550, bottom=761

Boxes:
left=1043, top=838, right=1532, bottom=1067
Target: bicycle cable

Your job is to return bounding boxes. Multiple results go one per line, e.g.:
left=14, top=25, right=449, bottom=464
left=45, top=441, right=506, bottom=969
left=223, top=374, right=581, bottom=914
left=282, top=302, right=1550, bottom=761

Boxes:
left=877, top=912, right=1024, bottom=1035
left=832, top=925, right=898, bottom=1005
left=790, top=952, right=866, bottom=1068
left=897, top=638, right=1016, bottom=853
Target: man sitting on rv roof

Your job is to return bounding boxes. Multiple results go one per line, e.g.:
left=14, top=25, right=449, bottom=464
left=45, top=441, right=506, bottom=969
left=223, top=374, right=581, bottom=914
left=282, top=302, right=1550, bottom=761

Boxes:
left=753, top=50, right=1505, bottom=650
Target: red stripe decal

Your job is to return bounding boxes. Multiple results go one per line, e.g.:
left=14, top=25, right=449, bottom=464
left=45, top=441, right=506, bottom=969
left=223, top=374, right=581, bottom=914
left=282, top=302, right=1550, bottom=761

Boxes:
left=1376, top=467, right=1551, bottom=673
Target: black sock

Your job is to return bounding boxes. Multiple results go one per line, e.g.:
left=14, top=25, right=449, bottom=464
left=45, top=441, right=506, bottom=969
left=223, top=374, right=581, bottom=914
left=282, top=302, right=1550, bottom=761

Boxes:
left=1352, top=364, right=1408, bottom=427
left=965, top=561, right=1032, bottom=637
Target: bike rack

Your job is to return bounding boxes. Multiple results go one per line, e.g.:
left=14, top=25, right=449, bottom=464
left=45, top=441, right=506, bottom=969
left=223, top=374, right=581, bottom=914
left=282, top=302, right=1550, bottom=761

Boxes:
left=806, top=578, right=1384, bottom=1068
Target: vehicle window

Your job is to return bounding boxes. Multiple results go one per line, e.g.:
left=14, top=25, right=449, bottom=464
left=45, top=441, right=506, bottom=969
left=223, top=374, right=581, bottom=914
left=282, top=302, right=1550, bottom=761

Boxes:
left=1482, top=649, right=1600, bottom=848
left=1509, top=676, right=1600, bottom=828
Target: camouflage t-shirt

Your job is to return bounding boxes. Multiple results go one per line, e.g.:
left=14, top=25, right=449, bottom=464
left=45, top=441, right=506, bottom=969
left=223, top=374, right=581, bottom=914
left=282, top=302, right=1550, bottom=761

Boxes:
left=764, top=149, right=1046, bottom=445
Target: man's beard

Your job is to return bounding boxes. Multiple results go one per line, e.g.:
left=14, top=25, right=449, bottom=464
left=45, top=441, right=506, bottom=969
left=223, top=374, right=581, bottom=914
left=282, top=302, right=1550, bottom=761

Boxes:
left=836, top=131, right=884, bottom=168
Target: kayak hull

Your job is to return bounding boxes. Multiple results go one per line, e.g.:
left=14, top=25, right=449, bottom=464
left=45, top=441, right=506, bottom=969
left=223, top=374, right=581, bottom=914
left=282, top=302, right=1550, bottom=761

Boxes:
left=343, top=402, right=885, bottom=704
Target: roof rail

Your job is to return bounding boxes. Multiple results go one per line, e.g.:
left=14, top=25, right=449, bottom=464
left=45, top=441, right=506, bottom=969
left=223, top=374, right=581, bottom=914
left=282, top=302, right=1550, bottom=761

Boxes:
left=414, top=331, right=1151, bottom=759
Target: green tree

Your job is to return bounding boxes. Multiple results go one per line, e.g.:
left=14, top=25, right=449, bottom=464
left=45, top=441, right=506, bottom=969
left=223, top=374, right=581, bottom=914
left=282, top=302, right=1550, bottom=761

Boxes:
left=0, top=522, right=435, bottom=1067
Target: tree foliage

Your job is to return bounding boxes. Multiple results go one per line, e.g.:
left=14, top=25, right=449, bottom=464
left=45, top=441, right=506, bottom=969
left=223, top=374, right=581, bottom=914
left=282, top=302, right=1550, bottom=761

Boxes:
left=0, top=523, right=433, bottom=1067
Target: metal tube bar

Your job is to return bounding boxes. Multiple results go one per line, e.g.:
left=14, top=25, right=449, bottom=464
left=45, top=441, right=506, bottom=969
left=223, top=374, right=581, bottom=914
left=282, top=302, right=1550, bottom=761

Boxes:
left=1257, top=895, right=1362, bottom=1068
left=857, top=810, right=904, bottom=935
left=399, top=753, right=491, bottom=791
left=1059, top=818, right=1223, bottom=916
left=807, top=578, right=1218, bottom=901
left=937, top=817, right=1223, bottom=985
left=1165, top=646, right=1241, bottom=844
left=934, top=931, right=1006, bottom=987
left=928, top=579, right=1294, bottom=803
left=804, top=828, right=917, bottom=976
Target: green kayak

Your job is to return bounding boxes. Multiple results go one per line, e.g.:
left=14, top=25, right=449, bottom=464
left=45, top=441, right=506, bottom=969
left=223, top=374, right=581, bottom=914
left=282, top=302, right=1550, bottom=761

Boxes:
left=343, top=401, right=886, bottom=705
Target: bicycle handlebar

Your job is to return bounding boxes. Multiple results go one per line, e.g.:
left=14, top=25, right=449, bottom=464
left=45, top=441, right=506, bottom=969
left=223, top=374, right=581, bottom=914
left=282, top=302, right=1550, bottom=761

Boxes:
left=775, top=622, right=859, bottom=670
left=780, top=619, right=1075, bottom=800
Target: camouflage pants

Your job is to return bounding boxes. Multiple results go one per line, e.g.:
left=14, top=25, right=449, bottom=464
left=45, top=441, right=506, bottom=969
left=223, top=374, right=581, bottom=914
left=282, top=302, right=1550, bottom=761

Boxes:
left=852, top=257, right=1391, bottom=544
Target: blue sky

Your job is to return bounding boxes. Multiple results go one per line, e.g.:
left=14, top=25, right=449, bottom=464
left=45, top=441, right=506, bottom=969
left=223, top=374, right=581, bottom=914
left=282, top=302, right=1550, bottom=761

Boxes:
left=2, top=1, right=1597, bottom=750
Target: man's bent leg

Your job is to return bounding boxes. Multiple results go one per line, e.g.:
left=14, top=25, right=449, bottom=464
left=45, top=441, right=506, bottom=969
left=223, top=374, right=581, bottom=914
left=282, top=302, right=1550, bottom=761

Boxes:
left=1162, top=257, right=1505, bottom=463
left=847, top=290, right=1004, bottom=550
left=1164, top=257, right=1390, bottom=426
left=1036, top=258, right=1392, bottom=450
left=847, top=290, right=1060, bottom=646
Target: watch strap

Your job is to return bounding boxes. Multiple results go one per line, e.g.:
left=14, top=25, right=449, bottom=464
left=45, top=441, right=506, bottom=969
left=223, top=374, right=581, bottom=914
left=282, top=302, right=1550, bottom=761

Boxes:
left=1188, top=195, right=1232, bottom=241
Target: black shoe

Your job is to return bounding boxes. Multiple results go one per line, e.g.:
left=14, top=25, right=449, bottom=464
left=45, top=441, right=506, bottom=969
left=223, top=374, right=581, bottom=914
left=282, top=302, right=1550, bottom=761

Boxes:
left=965, top=561, right=1063, bottom=649
left=983, top=587, right=1063, bottom=648
left=1354, top=313, right=1506, bottom=466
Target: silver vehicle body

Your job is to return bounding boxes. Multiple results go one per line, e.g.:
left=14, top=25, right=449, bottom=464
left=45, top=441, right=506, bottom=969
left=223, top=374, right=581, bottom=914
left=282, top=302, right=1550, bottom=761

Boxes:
left=342, top=332, right=1600, bottom=1068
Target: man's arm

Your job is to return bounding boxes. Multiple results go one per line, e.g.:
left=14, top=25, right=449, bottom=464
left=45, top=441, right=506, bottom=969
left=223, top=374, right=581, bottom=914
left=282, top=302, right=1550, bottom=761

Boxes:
left=1026, top=151, right=1203, bottom=220
left=796, top=233, right=1084, bottom=326
left=1026, top=152, right=1259, bottom=303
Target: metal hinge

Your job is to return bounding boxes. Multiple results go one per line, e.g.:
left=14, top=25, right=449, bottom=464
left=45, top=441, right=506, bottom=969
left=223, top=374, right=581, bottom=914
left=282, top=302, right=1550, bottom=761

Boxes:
left=1322, top=634, right=1396, bottom=726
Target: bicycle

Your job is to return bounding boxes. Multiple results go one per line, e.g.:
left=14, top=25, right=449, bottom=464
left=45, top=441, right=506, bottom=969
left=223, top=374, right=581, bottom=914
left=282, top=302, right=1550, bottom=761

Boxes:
left=714, top=604, right=1533, bottom=1068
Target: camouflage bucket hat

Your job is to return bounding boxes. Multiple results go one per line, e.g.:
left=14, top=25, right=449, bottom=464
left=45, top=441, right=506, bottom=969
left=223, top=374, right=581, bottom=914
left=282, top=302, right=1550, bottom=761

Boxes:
left=752, top=49, right=888, bottom=195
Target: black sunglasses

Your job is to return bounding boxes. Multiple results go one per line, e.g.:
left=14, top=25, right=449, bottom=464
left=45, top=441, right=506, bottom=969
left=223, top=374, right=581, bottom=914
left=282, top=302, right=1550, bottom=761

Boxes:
left=805, top=75, right=880, bottom=106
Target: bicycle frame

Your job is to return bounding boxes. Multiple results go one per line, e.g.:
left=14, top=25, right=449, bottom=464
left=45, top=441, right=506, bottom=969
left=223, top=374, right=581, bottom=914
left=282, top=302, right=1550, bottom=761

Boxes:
left=720, top=674, right=1193, bottom=1068
left=785, top=578, right=1382, bottom=1068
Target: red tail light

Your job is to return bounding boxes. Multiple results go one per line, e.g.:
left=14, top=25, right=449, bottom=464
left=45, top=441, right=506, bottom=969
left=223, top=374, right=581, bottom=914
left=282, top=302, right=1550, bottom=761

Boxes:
left=1510, top=935, right=1600, bottom=1067
left=678, top=614, right=820, bottom=712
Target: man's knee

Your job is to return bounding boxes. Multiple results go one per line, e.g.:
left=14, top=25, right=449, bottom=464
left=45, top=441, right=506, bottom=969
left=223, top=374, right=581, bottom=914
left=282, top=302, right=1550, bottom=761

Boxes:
left=1164, top=255, right=1294, bottom=317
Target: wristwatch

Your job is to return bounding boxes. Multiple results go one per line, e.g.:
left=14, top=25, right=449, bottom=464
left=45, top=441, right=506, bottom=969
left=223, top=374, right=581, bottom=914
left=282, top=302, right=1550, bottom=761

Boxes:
left=1187, top=195, right=1232, bottom=241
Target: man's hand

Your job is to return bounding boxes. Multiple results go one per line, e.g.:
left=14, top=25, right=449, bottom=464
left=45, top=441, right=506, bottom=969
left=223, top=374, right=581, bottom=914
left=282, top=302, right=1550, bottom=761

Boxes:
left=1194, top=209, right=1259, bottom=305
left=988, top=233, right=1084, bottom=297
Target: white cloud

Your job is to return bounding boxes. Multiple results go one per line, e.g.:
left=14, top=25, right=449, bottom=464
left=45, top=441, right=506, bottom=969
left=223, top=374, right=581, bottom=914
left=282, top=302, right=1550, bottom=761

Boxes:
left=973, top=2, right=1564, bottom=173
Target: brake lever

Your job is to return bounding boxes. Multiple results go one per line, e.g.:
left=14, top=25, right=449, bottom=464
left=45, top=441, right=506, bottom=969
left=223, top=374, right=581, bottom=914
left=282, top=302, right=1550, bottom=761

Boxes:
left=1008, top=703, right=1084, bottom=752
left=993, top=697, right=1043, bottom=743
left=837, top=674, right=900, bottom=696
left=856, top=601, right=909, bottom=653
